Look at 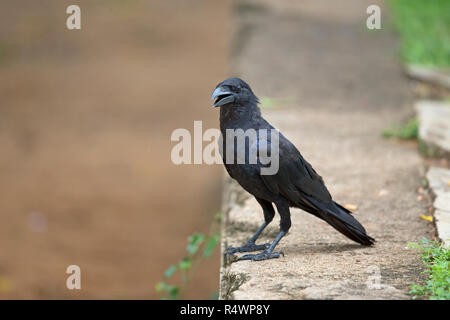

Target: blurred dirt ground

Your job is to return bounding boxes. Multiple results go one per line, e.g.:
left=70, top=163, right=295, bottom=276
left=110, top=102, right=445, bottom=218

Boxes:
left=0, top=0, right=229, bottom=299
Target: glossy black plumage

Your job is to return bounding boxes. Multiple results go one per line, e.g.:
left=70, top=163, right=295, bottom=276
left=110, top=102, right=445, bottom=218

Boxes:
left=213, top=78, right=374, bottom=261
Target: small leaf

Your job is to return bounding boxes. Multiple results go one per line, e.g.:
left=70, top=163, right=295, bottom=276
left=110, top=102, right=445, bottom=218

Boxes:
left=169, top=286, right=179, bottom=300
left=164, top=265, right=177, bottom=278
left=178, top=257, right=191, bottom=270
left=187, top=233, right=205, bottom=255
left=155, top=281, right=166, bottom=293
left=203, top=233, right=220, bottom=258
left=156, top=281, right=179, bottom=299
left=344, top=204, right=358, bottom=211
left=420, top=214, right=433, bottom=222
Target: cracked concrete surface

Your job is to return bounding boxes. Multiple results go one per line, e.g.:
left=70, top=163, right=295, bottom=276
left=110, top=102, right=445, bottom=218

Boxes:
left=219, top=0, right=433, bottom=300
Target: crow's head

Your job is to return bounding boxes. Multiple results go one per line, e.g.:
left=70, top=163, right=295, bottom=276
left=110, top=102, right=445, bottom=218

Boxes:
left=211, top=78, right=258, bottom=108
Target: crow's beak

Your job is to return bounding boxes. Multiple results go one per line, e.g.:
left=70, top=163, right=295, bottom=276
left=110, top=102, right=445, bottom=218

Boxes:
left=211, top=86, right=235, bottom=107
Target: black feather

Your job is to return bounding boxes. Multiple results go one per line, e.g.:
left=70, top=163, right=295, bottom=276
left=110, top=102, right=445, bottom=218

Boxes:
left=216, top=77, right=375, bottom=250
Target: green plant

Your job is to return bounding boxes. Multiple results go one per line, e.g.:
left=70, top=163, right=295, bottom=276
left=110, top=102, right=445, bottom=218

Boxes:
left=155, top=213, right=221, bottom=300
left=388, top=0, right=450, bottom=67
left=408, top=238, right=450, bottom=300
left=382, top=118, right=418, bottom=140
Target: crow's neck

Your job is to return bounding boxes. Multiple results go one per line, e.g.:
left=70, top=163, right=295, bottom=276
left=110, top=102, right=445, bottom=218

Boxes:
left=220, top=100, right=261, bottom=131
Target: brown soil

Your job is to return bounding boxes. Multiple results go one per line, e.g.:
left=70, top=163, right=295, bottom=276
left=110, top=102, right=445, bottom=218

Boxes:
left=0, top=0, right=230, bottom=299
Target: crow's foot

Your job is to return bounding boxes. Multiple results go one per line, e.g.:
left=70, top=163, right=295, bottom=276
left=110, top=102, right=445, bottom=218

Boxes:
left=237, top=250, right=284, bottom=261
left=225, top=243, right=269, bottom=256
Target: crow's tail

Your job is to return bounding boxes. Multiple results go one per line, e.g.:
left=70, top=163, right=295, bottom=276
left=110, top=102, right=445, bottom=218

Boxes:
left=307, top=198, right=375, bottom=246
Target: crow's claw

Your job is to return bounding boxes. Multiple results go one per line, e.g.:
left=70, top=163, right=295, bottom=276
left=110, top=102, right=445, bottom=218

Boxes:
left=225, top=243, right=270, bottom=256
left=237, top=250, right=284, bottom=261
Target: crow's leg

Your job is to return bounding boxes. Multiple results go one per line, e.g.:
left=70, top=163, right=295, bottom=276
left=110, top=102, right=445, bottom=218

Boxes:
left=225, top=198, right=275, bottom=256
left=238, top=201, right=291, bottom=261
left=225, top=221, right=270, bottom=255
left=238, top=231, right=286, bottom=261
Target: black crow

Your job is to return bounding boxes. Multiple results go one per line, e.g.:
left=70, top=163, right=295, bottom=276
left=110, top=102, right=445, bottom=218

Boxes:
left=211, top=78, right=375, bottom=261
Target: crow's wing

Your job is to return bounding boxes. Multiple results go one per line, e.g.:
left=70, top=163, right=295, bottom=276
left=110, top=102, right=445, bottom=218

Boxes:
left=259, top=135, right=332, bottom=206
left=259, top=134, right=375, bottom=245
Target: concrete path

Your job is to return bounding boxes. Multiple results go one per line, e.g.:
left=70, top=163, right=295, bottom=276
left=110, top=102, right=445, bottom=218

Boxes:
left=220, top=0, right=433, bottom=300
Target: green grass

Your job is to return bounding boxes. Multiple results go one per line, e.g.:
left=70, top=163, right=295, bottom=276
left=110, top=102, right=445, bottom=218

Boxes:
left=382, top=118, right=418, bottom=140
left=155, top=213, right=221, bottom=300
left=388, top=0, right=450, bottom=67
left=408, top=239, right=450, bottom=300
